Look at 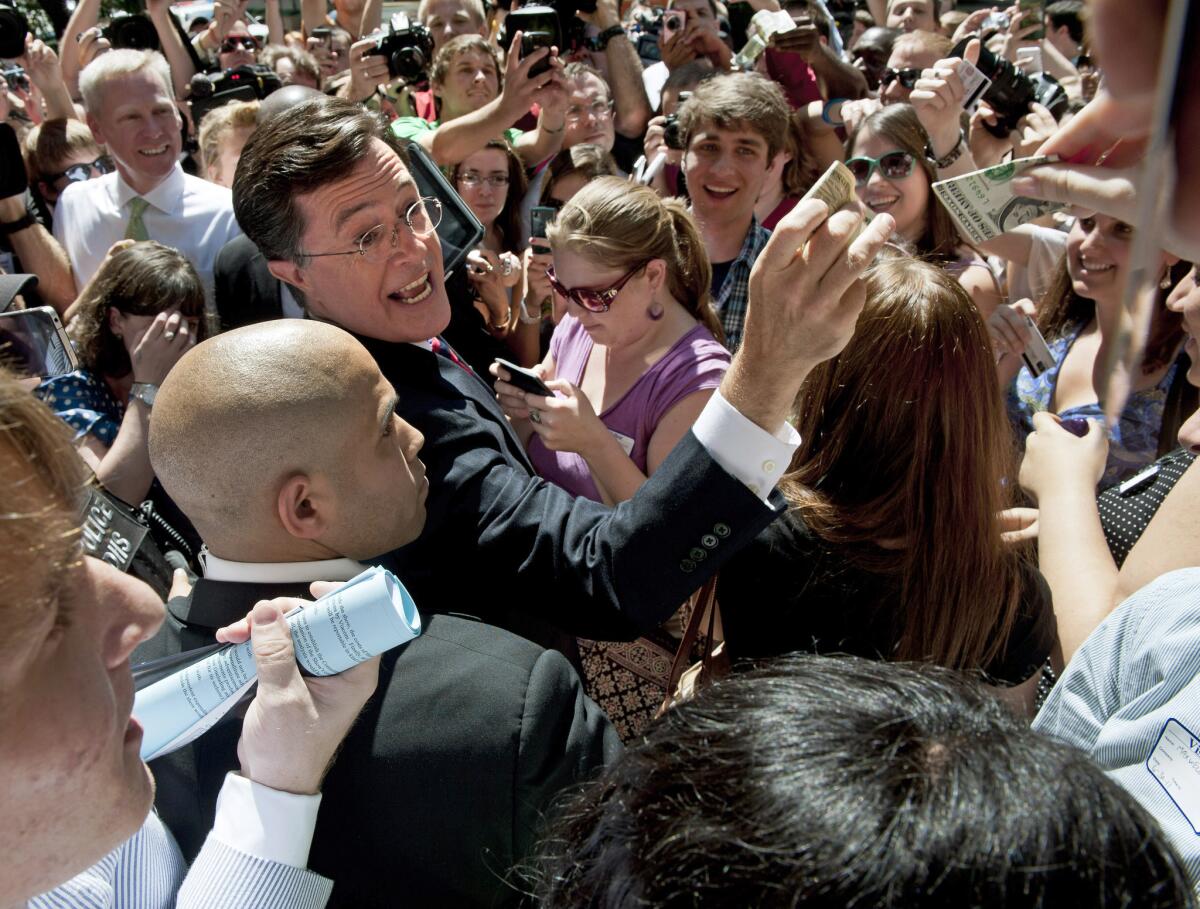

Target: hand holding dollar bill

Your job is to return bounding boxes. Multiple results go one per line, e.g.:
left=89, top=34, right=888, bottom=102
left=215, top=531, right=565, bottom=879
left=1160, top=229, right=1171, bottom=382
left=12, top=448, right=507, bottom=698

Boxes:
left=932, top=156, right=1067, bottom=245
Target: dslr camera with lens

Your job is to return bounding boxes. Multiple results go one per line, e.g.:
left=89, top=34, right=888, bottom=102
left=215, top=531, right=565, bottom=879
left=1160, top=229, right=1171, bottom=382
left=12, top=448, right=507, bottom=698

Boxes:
left=951, top=37, right=1066, bottom=137
left=365, top=13, right=434, bottom=88
left=505, top=0, right=592, bottom=57
left=190, top=64, right=281, bottom=126
left=0, top=2, right=29, bottom=60
left=102, top=13, right=160, bottom=51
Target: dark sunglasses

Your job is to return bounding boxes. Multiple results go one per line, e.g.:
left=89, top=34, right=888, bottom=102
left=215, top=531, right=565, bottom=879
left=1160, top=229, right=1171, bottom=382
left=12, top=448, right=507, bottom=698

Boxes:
left=546, top=262, right=647, bottom=312
left=47, top=155, right=115, bottom=184
left=220, top=35, right=260, bottom=52
left=880, top=67, right=921, bottom=89
left=845, top=151, right=916, bottom=186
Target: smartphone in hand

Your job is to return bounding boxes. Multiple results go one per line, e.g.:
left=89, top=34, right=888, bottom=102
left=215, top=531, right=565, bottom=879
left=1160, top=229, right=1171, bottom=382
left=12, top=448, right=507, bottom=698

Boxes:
left=495, top=358, right=553, bottom=396
left=0, top=306, right=79, bottom=379
left=1021, top=315, right=1055, bottom=378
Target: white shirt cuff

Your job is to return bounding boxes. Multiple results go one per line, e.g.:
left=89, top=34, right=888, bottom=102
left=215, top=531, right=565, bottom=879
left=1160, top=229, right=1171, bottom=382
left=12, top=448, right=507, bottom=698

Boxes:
left=210, top=772, right=322, bottom=868
left=692, top=390, right=800, bottom=503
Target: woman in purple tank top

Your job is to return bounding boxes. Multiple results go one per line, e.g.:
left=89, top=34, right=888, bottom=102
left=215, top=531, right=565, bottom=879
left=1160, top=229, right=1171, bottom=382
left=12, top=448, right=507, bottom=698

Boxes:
left=491, top=176, right=731, bottom=506
left=489, top=176, right=731, bottom=739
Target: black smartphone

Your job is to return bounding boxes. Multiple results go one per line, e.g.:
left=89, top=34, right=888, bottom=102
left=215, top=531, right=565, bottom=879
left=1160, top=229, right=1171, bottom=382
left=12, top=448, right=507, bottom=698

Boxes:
left=310, top=25, right=333, bottom=48
left=495, top=357, right=553, bottom=396
left=530, top=205, right=556, bottom=244
left=0, top=306, right=79, bottom=379
left=521, top=31, right=556, bottom=77
left=503, top=6, right=561, bottom=78
left=401, top=140, right=484, bottom=279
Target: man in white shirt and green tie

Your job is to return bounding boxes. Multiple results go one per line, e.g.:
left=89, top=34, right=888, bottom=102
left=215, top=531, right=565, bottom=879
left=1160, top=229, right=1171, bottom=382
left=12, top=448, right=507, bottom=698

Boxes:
left=54, top=49, right=241, bottom=302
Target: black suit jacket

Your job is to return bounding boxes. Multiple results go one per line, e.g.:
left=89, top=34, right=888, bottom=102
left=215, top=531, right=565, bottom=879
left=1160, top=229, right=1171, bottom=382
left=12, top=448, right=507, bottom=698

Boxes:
left=138, top=578, right=620, bottom=908
left=363, top=336, right=784, bottom=647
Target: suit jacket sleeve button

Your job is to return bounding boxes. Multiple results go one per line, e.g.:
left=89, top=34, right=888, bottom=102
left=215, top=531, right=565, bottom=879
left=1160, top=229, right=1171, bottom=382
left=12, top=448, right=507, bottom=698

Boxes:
left=689, top=547, right=707, bottom=561
left=680, top=558, right=696, bottom=573
left=701, top=534, right=718, bottom=549
left=714, top=522, right=731, bottom=538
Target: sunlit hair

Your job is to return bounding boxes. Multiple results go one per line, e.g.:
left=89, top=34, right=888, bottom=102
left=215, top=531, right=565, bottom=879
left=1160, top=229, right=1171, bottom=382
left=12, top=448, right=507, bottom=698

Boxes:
left=69, top=242, right=207, bottom=379
left=79, top=49, right=173, bottom=115
left=418, top=0, right=486, bottom=25
left=547, top=176, right=725, bottom=343
left=890, top=27, right=950, bottom=57
left=0, top=368, right=85, bottom=665
left=197, top=98, right=259, bottom=179
left=676, top=72, right=791, bottom=161
left=539, top=143, right=620, bottom=206
left=430, top=34, right=502, bottom=90
left=259, top=44, right=321, bottom=85
left=781, top=256, right=1024, bottom=671
left=847, top=103, right=962, bottom=264
left=451, top=139, right=527, bottom=253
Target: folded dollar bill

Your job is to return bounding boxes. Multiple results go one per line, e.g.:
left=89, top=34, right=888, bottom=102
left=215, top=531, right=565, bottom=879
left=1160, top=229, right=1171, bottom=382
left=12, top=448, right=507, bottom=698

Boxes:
left=800, top=160, right=859, bottom=213
left=932, top=156, right=1065, bottom=245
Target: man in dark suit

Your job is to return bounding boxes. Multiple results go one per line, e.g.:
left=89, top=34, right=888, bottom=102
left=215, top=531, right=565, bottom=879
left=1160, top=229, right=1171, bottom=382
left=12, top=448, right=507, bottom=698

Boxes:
left=230, top=96, right=894, bottom=649
left=138, top=319, right=620, bottom=907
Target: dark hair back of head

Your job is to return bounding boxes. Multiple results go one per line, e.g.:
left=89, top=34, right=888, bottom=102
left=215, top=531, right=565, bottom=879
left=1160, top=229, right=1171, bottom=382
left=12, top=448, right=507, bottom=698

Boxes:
left=233, top=95, right=408, bottom=265
left=532, top=653, right=1194, bottom=909
left=1046, top=0, right=1086, bottom=44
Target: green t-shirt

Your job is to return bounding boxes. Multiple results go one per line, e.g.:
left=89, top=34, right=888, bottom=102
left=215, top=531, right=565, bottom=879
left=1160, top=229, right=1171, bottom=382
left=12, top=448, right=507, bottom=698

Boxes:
left=391, top=117, right=523, bottom=148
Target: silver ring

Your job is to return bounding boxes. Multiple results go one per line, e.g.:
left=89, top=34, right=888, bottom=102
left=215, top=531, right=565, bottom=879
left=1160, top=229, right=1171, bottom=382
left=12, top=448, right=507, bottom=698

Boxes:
left=530, top=409, right=542, bottom=424
left=163, top=331, right=176, bottom=340
left=501, top=257, right=513, bottom=277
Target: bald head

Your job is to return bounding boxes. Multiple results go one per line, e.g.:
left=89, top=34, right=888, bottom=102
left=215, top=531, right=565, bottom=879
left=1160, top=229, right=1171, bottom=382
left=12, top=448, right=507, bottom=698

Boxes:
left=149, top=321, right=384, bottom=551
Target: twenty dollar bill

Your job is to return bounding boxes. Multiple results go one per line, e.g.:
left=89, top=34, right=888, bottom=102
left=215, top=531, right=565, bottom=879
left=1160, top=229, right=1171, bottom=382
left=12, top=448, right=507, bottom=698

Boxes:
left=932, top=156, right=1065, bottom=245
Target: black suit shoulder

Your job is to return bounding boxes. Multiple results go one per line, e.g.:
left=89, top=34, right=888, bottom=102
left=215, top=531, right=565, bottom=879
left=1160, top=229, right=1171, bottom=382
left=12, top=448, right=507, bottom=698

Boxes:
left=213, top=234, right=283, bottom=331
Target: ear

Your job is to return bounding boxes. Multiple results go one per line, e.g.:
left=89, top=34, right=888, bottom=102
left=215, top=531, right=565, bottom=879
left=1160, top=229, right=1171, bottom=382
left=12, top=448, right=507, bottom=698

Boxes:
left=107, top=306, right=124, bottom=335
left=645, top=258, right=668, bottom=294
left=267, top=258, right=308, bottom=292
left=86, top=111, right=106, bottom=147
left=276, top=473, right=329, bottom=541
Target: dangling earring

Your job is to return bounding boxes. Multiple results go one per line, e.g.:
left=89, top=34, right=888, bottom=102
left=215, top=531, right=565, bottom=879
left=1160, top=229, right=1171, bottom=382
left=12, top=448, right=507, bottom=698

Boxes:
left=647, top=301, right=664, bottom=321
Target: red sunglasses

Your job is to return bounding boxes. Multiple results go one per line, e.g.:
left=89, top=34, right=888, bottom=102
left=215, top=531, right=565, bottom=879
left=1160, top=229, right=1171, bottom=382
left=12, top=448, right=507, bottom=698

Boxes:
left=545, top=262, right=647, bottom=312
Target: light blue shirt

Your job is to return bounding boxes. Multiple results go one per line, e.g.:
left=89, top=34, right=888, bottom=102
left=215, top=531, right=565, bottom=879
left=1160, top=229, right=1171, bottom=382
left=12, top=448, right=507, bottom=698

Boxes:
left=1034, top=567, right=1200, bottom=889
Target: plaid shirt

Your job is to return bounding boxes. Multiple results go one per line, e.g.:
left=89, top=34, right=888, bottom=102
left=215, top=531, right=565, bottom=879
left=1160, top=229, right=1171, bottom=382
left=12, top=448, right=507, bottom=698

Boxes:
left=713, top=219, right=772, bottom=352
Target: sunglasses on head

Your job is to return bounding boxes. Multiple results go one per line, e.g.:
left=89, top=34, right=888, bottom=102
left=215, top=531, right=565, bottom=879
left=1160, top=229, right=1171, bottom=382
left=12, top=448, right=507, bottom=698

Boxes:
left=546, top=262, right=647, bottom=312
left=845, top=150, right=916, bottom=186
left=47, top=155, right=115, bottom=184
left=880, top=67, right=921, bottom=89
left=221, top=35, right=259, bottom=52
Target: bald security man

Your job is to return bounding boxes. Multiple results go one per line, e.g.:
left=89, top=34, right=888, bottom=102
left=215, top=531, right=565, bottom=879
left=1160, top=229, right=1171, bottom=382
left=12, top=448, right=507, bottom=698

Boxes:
left=136, top=320, right=620, bottom=908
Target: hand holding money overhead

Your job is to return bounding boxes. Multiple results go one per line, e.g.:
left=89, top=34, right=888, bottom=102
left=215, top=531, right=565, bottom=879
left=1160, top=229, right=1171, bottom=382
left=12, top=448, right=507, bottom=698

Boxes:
left=910, top=39, right=988, bottom=169
left=718, top=199, right=894, bottom=437
left=932, top=156, right=1067, bottom=245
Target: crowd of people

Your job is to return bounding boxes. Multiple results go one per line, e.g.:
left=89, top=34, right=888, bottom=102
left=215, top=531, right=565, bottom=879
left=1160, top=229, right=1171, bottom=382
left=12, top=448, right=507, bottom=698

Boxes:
left=2, top=0, right=1200, bottom=905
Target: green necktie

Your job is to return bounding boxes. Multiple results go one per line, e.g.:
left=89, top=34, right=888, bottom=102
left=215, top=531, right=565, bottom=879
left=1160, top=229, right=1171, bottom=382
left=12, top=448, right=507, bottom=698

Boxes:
left=124, top=197, right=150, bottom=241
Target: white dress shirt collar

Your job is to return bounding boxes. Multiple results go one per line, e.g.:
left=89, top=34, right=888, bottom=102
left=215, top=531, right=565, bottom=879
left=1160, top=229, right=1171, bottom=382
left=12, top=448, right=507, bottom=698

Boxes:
left=113, top=161, right=186, bottom=215
left=199, top=547, right=364, bottom=584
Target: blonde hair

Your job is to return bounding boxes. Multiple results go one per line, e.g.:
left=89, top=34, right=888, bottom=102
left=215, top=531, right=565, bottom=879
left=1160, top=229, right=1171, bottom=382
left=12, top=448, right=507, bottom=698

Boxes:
left=547, top=176, right=724, bottom=343
left=80, top=49, right=174, bottom=114
left=197, top=99, right=259, bottom=179
left=418, top=0, right=486, bottom=25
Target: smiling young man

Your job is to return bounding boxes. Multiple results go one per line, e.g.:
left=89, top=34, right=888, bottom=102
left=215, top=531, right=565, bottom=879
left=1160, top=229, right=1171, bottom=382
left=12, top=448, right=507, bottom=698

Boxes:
left=677, top=72, right=790, bottom=351
left=233, top=93, right=894, bottom=665
left=53, top=50, right=241, bottom=297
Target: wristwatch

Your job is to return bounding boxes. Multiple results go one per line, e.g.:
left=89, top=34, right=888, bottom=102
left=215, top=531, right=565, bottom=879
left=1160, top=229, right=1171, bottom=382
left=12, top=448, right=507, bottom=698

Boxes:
left=594, top=24, right=625, bottom=50
left=129, top=382, right=158, bottom=409
left=926, top=129, right=967, bottom=170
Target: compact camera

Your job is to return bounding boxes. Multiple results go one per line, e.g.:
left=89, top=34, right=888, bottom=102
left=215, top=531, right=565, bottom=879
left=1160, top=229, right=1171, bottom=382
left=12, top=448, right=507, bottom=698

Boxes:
left=365, top=14, right=434, bottom=86
left=2, top=62, right=28, bottom=93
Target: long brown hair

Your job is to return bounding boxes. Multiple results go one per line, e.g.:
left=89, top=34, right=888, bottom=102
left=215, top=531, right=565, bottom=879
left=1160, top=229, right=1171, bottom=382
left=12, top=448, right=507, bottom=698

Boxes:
left=780, top=256, right=1024, bottom=671
left=846, top=103, right=962, bottom=265
left=1037, top=256, right=1188, bottom=374
left=547, top=176, right=725, bottom=343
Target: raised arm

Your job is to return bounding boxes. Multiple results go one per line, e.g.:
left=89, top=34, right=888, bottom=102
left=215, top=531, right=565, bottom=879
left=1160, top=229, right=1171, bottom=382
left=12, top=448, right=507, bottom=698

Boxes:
left=579, top=0, right=651, bottom=137
left=146, top=0, right=199, bottom=98
left=60, top=0, right=103, bottom=99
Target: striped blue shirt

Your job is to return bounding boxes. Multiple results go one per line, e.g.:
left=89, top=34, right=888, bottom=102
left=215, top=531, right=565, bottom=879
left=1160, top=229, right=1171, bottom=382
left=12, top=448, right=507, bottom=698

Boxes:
left=1034, top=568, right=1200, bottom=890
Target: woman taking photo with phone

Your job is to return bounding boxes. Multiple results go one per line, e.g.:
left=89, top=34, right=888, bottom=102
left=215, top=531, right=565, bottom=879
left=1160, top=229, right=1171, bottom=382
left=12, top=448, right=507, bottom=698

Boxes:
left=491, top=176, right=729, bottom=506
left=491, top=177, right=730, bottom=738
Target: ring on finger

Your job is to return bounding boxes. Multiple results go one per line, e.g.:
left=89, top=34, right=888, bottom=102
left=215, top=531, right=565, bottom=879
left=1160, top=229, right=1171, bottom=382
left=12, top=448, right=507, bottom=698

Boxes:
left=530, top=409, right=542, bottom=424
left=163, top=330, right=176, bottom=340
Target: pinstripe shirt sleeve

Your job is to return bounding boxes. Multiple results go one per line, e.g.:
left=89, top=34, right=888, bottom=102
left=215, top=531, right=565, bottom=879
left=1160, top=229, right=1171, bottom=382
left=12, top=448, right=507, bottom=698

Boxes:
left=177, top=839, right=333, bottom=909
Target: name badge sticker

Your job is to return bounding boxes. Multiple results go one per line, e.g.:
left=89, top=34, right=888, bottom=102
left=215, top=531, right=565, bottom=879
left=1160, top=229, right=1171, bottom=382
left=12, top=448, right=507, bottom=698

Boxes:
left=1146, top=718, right=1200, bottom=835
